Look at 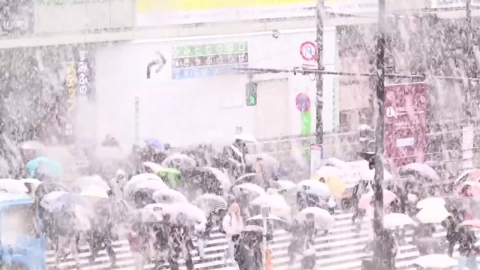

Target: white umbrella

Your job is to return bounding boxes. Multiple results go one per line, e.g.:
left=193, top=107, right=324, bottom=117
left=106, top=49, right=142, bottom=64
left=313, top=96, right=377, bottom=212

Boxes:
left=416, top=206, right=451, bottom=224
left=0, top=179, right=28, bottom=193
left=232, top=183, right=266, bottom=197
left=123, top=173, right=166, bottom=198
left=161, top=153, right=196, bottom=168
left=203, top=167, right=231, bottom=189
left=143, top=162, right=163, bottom=173
left=275, top=180, right=297, bottom=191
left=246, top=214, right=286, bottom=223
left=315, top=166, right=345, bottom=177
left=360, top=169, right=393, bottom=182
left=320, top=157, right=348, bottom=169
left=73, top=175, right=111, bottom=191
left=384, top=213, right=416, bottom=229
left=145, top=202, right=206, bottom=224
left=242, top=225, right=264, bottom=233
left=153, top=189, right=188, bottom=204
left=235, top=173, right=258, bottom=184
left=412, top=254, right=457, bottom=268
left=297, top=180, right=330, bottom=197
left=20, top=140, right=45, bottom=151
left=192, top=193, right=228, bottom=214
left=250, top=194, right=290, bottom=216
left=295, top=207, right=335, bottom=230
left=234, top=134, right=258, bottom=143
left=400, top=163, right=440, bottom=181
left=416, top=197, right=446, bottom=209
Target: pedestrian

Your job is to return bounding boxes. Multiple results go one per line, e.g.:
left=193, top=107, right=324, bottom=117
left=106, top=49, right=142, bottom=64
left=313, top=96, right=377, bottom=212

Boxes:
left=222, top=202, right=244, bottom=264
left=457, top=227, right=479, bottom=270
left=127, top=223, right=150, bottom=270
left=287, top=213, right=316, bottom=267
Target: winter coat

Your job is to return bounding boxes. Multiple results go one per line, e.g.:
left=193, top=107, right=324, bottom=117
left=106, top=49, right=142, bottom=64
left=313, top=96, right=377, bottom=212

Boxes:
left=457, top=228, right=478, bottom=256
left=222, top=213, right=244, bottom=236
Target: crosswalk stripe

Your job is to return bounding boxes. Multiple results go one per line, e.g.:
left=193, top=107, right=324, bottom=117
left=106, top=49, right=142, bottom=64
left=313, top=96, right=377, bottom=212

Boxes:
left=45, top=211, right=471, bottom=270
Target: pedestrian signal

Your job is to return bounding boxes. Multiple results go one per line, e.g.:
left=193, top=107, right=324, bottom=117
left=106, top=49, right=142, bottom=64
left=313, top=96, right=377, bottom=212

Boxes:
left=246, top=82, right=257, bottom=106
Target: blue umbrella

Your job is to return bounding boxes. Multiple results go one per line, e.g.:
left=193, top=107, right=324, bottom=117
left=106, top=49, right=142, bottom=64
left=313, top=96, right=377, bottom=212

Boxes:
left=144, top=138, right=163, bottom=150
left=26, top=157, right=63, bottom=178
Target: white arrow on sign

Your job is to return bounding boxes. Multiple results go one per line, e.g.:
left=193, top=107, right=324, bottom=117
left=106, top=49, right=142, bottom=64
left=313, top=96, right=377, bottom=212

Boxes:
left=386, top=107, right=396, bottom=118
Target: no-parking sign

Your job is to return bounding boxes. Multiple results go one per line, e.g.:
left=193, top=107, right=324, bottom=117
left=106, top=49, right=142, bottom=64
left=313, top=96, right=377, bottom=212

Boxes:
left=300, top=41, right=317, bottom=61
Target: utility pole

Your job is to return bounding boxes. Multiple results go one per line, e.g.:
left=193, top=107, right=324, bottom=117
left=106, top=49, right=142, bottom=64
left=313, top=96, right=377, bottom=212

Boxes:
left=315, top=0, right=324, bottom=146
left=372, top=0, right=393, bottom=269
left=463, top=0, right=474, bottom=170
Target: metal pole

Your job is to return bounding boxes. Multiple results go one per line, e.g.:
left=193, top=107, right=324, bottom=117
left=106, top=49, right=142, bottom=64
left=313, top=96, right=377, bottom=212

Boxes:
left=463, top=0, right=474, bottom=171
left=315, top=0, right=324, bottom=146
left=373, top=0, right=391, bottom=268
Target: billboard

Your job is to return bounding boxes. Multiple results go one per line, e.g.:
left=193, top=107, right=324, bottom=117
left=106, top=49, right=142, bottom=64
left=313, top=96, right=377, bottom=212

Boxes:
left=136, top=0, right=378, bottom=27
left=384, top=82, right=428, bottom=167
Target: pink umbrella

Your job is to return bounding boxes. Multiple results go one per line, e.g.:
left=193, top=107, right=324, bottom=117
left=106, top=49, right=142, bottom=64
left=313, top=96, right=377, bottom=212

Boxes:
left=358, top=189, right=397, bottom=210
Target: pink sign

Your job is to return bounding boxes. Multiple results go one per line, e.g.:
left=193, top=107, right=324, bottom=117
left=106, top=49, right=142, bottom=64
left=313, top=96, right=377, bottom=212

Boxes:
left=384, top=82, right=428, bottom=167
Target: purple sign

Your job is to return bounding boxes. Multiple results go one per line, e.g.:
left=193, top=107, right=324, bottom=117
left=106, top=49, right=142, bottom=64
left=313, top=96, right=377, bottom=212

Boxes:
left=296, top=93, right=311, bottom=112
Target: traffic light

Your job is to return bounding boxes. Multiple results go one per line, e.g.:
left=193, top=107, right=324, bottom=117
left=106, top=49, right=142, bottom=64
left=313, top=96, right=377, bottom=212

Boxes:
left=245, top=82, right=257, bottom=106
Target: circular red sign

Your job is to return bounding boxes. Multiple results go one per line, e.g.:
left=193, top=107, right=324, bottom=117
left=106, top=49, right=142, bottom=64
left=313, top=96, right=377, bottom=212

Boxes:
left=300, top=41, right=318, bottom=61
left=296, top=93, right=311, bottom=112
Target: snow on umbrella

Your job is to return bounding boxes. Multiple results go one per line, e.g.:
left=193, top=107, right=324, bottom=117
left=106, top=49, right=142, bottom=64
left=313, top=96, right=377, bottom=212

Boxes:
left=399, top=163, right=440, bottom=182
left=360, top=168, right=393, bottom=182
left=416, top=206, right=451, bottom=224
left=232, top=183, right=266, bottom=197
left=72, top=175, right=110, bottom=192
left=246, top=214, right=286, bottom=223
left=123, top=173, right=166, bottom=198
left=40, top=191, right=89, bottom=212
left=295, top=207, right=335, bottom=230
left=20, top=140, right=45, bottom=151
left=358, top=189, right=397, bottom=210
left=129, top=180, right=168, bottom=197
left=384, top=213, right=416, bottom=229
left=26, top=157, right=63, bottom=178
left=315, top=166, right=345, bottom=177
left=275, top=180, right=297, bottom=191
left=143, top=162, right=163, bottom=173
left=161, top=153, right=196, bottom=169
left=203, top=167, right=231, bottom=189
left=235, top=173, right=259, bottom=185
left=242, top=225, right=264, bottom=233
left=145, top=202, right=206, bottom=224
left=412, top=254, right=457, bottom=268
left=132, top=208, right=164, bottom=223
left=234, top=134, right=258, bottom=143
left=416, top=197, right=446, bottom=209
left=320, top=157, right=348, bottom=170
left=454, top=169, right=480, bottom=185
left=0, top=179, right=28, bottom=193
left=297, top=180, right=330, bottom=197
left=152, top=188, right=188, bottom=204
left=250, top=194, right=290, bottom=213
left=192, top=193, right=228, bottom=214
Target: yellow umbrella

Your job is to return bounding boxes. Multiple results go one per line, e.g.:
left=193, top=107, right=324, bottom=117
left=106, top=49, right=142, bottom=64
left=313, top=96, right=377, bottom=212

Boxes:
left=313, top=166, right=346, bottom=197
left=80, top=189, right=109, bottom=199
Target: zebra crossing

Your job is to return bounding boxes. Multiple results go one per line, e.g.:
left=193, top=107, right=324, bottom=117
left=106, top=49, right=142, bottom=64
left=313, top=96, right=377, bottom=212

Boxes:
left=46, top=210, right=473, bottom=270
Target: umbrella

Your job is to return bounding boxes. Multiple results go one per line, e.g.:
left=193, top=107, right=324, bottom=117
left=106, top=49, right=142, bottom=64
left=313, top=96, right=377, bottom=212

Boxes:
left=383, top=213, right=416, bottom=229
left=454, top=169, right=480, bottom=185
left=242, top=225, right=264, bottom=233
left=123, top=173, right=166, bottom=198
left=40, top=191, right=89, bottom=212
left=416, top=206, right=451, bottom=224
left=192, top=193, right=228, bottom=214
left=358, top=189, right=397, bottom=210
left=143, top=162, right=163, bottom=173
left=457, top=181, right=480, bottom=196
left=203, top=167, right=231, bottom=189
left=235, top=173, right=259, bottom=185
left=0, top=179, right=28, bottom=193
left=20, top=140, right=45, bottom=151
left=132, top=208, right=164, bottom=223
left=250, top=194, right=290, bottom=216
left=313, top=166, right=346, bottom=198
left=144, top=202, right=206, bottom=224
left=275, top=180, right=296, bottom=191
left=399, top=163, right=440, bottom=181
left=152, top=189, right=188, bottom=204
left=295, top=207, right=335, bottom=230
left=360, top=168, right=393, bottom=182
left=80, top=187, right=109, bottom=199
left=416, top=197, right=446, bottom=209
left=232, top=183, right=266, bottom=197
left=144, top=138, right=163, bottom=150
left=26, top=157, right=63, bottom=178
left=297, top=180, right=330, bottom=197
left=245, top=153, right=280, bottom=173
left=73, top=175, right=110, bottom=191
left=459, top=219, right=480, bottom=229
left=161, top=153, right=196, bottom=169
left=246, top=214, right=286, bottom=223
left=234, top=134, right=258, bottom=143
left=320, top=158, right=348, bottom=169
left=412, top=254, right=457, bottom=268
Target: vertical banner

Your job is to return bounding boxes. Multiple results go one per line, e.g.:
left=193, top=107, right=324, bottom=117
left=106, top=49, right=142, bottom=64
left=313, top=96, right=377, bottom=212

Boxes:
left=384, top=82, right=427, bottom=167
left=301, top=111, right=312, bottom=135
